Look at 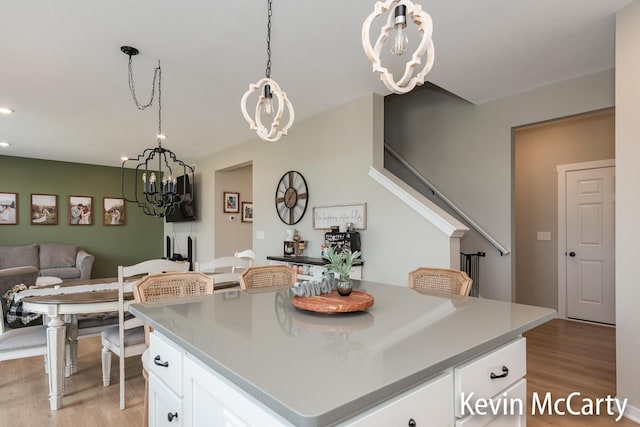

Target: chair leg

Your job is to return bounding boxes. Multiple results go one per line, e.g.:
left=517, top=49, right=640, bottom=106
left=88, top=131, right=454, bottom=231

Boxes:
left=119, top=352, right=125, bottom=410
left=101, top=346, right=112, bottom=386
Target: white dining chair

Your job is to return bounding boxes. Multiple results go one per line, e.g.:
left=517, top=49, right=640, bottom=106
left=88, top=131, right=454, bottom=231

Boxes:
left=0, top=301, right=48, bottom=365
left=232, top=249, right=256, bottom=273
left=100, top=258, right=189, bottom=410
left=195, top=256, right=251, bottom=289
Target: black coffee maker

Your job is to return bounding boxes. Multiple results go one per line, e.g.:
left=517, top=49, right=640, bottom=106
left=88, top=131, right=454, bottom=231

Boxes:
left=324, top=230, right=361, bottom=252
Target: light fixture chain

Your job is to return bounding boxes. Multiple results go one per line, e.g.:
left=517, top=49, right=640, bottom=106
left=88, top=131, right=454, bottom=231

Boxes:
left=157, top=61, right=162, bottom=144
left=265, top=0, right=272, bottom=79
left=128, top=55, right=161, bottom=111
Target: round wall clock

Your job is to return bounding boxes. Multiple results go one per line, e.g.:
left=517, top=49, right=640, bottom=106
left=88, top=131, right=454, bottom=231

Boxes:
left=275, top=170, right=308, bottom=225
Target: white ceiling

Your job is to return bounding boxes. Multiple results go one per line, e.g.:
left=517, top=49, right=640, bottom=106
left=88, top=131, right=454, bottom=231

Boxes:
left=0, top=1, right=631, bottom=168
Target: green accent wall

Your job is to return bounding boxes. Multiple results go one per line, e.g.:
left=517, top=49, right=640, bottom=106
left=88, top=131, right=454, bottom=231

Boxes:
left=0, top=155, right=163, bottom=278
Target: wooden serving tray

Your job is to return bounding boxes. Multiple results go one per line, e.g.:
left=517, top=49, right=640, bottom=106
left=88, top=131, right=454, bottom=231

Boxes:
left=292, top=290, right=374, bottom=314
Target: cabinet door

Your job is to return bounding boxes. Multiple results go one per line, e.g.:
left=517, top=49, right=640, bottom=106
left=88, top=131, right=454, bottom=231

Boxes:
left=455, top=338, right=526, bottom=418
left=455, top=379, right=526, bottom=427
left=149, top=373, right=183, bottom=427
left=183, top=355, right=291, bottom=427
left=344, top=371, right=453, bottom=427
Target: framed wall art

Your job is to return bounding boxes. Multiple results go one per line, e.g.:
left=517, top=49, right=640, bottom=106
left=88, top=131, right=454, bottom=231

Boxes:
left=0, top=192, right=18, bottom=225
left=31, top=194, right=58, bottom=225
left=69, top=195, right=93, bottom=225
left=241, top=202, right=253, bottom=223
left=312, top=203, right=367, bottom=230
left=224, top=192, right=240, bottom=213
left=103, top=197, right=126, bottom=226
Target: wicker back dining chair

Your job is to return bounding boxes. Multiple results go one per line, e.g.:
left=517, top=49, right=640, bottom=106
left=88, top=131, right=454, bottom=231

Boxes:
left=133, top=271, right=214, bottom=426
left=408, top=268, right=473, bottom=297
left=239, top=265, right=297, bottom=291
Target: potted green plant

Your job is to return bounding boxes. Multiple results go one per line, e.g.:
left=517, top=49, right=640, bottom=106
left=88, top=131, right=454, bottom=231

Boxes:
left=323, top=245, right=362, bottom=296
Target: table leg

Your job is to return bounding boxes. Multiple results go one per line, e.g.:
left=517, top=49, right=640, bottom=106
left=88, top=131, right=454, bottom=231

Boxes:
left=46, top=314, right=66, bottom=410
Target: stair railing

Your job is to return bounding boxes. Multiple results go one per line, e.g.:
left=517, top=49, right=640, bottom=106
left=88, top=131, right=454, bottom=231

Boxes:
left=385, top=144, right=510, bottom=256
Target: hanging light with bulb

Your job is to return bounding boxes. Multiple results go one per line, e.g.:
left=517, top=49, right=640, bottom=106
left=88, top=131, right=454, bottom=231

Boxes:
left=119, top=46, right=195, bottom=218
left=241, top=0, right=294, bottom=142
left=362, top=0, right=435, bottom=94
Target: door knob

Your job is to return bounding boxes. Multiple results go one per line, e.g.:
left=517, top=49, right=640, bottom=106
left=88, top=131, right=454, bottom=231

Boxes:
left=569, top=252, right=576, bottom=257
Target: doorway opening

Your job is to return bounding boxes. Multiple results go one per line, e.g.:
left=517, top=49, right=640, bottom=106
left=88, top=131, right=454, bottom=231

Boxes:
left=514, top=109, right=615, bottom=316
left=214, top=162, right=253, bottom=257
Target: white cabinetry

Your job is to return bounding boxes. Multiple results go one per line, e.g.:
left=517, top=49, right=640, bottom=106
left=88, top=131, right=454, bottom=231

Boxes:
left=454, top=338, right=527, bottom=427
left=343, top=371, right=453, bottom=427
left=147, top=332, right=527, bottom=427
left=148, top=332, right=184, bottom=426
left=268, top=259, right=363, bottom=280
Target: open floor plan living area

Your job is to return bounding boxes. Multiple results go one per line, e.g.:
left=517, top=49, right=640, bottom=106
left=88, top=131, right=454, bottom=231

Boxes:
left=2, top=1, right=640, bottom=426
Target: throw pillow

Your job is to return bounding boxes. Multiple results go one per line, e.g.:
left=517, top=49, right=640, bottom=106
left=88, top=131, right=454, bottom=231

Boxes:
left=2, top=284, right=43, bottom=328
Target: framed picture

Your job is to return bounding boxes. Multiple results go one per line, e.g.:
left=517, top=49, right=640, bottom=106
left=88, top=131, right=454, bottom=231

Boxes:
left=31, top=194, right=58, bottom=225
left=241, top=202, right=253, bottom=223
left=224, top=192, right=240, bottom=213
left=312, top=203, right=367, bottom=230
left=69, top=195, right=93, bottom=225
left=103, top=197, right=126, bottom=226
left=0, top=192, right=18, bottom=225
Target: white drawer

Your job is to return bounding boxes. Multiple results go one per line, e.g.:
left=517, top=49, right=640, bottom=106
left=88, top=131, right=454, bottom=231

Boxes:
left=150, top=332, right=184, bottom=396
left=455, top=338, right=526, bottom=418
left=344, top=371, right=453, bottom=427
left=149, top=373, right=183, bottom=427
left=455, top=378, right=526, bottom=427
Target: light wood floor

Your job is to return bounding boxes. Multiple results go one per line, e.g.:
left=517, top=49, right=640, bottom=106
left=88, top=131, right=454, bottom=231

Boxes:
left=0, top=319, right=637, bottom=426
left=524, top=319, right=638, bottom=426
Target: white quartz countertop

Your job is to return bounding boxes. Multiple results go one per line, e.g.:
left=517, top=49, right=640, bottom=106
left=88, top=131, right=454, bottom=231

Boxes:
left=129, top=280, right=555, bottom=426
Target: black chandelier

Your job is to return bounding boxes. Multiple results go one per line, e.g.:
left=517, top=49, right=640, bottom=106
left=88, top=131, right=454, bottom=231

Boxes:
left=119, top=46, right=195, bottom=218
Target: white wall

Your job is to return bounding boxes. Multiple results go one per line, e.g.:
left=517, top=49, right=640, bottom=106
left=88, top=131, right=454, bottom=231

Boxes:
left=175, top=94, right=453, bottom=286
left=384, top=70, right=615, bottom=301
left=615, top=2, right=640, bottom=419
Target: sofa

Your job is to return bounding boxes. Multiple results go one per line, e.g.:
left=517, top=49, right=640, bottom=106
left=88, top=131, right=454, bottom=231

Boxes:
left=0, top=244, right=95, bottom=289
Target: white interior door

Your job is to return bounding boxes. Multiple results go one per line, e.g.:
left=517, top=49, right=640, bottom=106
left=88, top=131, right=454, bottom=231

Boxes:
left=565, top=166, right=615, bottom=324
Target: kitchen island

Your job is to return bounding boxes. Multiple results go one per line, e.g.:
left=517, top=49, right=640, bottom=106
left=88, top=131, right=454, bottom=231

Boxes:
left=130, top=280, right=555, bottom=426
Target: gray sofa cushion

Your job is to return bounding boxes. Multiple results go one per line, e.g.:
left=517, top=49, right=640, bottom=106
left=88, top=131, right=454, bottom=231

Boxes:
left=40, top=244, right=77, bottom=269
left=0, top=245, right=39, bottom=269
left=39, top=267, right=80, bottom=280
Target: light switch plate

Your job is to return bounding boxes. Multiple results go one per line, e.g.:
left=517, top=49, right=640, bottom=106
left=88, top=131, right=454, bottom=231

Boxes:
left=537, top=231, right=551, bottom=241
left=257, top=231, right=265, bottom=240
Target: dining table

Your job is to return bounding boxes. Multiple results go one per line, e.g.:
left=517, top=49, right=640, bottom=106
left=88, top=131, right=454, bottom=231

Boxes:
left=20, top=277, right=122, bottom=410
left=19, top=274, right=240, bottom=411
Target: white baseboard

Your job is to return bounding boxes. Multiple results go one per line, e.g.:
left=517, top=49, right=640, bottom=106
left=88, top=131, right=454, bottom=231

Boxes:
left=622, top=403, right=640, bottom=423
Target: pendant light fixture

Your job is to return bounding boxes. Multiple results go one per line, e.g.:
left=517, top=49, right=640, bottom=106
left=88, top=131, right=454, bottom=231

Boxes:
left=120, top=46, right=195, bottom=218
left=241, top=0, right=294, bottom=142
left=362, top=0, right=435, bottom=94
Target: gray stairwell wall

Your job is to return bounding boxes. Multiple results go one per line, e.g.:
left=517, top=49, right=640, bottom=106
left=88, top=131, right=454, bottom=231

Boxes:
left=384, top=69, right=614, bottom=302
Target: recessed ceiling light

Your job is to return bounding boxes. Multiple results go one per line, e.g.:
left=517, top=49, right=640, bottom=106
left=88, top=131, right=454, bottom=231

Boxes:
left=0, top=142, right=11, bottom=148
left=0, top=108, right=14, bottom=115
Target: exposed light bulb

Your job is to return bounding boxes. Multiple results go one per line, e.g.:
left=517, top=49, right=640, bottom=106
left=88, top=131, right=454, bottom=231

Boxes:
left=263, top=84, right=274, bottom=117
left=390, top=5, right=408, bottom=56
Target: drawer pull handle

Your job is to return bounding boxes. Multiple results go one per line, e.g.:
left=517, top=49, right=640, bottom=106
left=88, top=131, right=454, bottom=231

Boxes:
left=167, top=412, right=178, bottom=422
left=408, top=418, right=417, bottom=427
left=490, top=365, right=509, bottom=379
left=154, top=355, right=169, bottom=368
